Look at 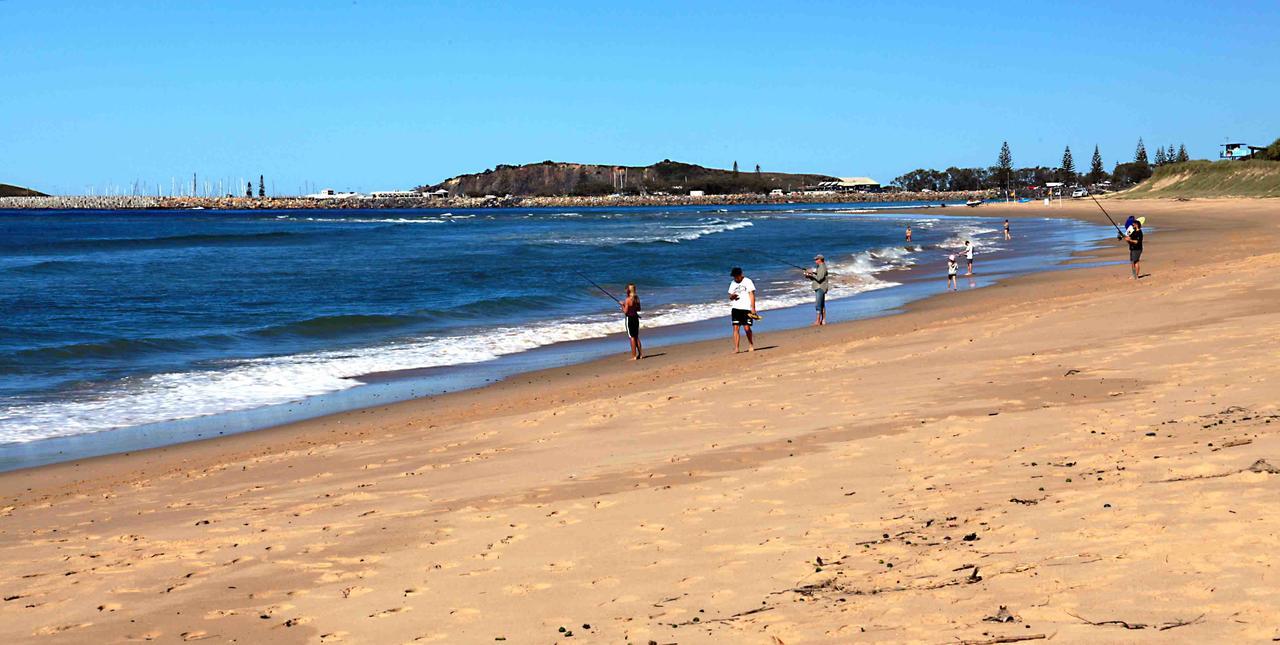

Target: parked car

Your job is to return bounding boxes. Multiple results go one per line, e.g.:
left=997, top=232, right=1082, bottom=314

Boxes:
left=1071, top=187, right=1088, bottom=198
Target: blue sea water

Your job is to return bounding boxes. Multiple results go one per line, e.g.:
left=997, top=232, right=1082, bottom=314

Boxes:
left=0, top=203, right=1108, bottom=460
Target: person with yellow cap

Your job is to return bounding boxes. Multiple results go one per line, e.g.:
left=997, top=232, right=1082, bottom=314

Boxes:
left=1121, top=218, right=1144, bottom=279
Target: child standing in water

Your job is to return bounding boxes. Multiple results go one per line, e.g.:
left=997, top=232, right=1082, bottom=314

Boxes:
left=947, top=254, right=959, bottom=291
left=620, top=283, right=643, bottom=360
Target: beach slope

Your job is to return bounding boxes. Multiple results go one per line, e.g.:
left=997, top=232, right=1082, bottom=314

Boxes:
left=2, top=198, right=1279, bottom=643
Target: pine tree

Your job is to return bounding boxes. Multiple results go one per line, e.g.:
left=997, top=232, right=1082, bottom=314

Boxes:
left=997, top=141, right=1013, bottom=190
left=1135, top=138, right=1149, bottom=167
left=1176, top=144, right=1189, bottom=163
left=1154, top=147, right=1167, bottom=166
left=1060, top=146, right=1076, bottom=182
left=1167, top=145, right=1178, bottom=164
left=245, top=181, right=253, bottom=197
left=258, top=175, right=265, bottom=198
left=732, top=161, right=739, bottom=176
left=755, top=164, right=761, bottom=174
left=1089, top=145, right=1105, bottom=185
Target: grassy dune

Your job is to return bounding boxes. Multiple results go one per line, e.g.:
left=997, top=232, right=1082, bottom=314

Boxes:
left=1118, top=159, right=1280, bottom=198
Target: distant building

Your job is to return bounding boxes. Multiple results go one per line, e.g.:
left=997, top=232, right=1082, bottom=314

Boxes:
left=304, top=188, right=361, bottom=199
left=426, top=189, right=450, bottom=198
left=1220, top=142, right=1265, bottom=160
left=816, top=177, right=881, bottom=192
left=689, top=190, right=705, bottom=197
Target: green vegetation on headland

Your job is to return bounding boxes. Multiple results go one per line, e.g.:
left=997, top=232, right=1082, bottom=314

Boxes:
left=1116, top=159, right=1280, bottom=199
left=422, top=160, right=838, bottom=197
left=890, top=138, right=1194, bottom=194
left=0, top=183, right=45, bottom=197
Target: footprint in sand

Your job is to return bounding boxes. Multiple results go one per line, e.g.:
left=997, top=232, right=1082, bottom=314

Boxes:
left=368, top=606, right=410, bottom=618
left=503, top=582, right=552, bottom=595
left=410, top=633, right=451, bottom=642
left=340, top=586, right=373, bottom=599
left=34, top=623, right=92, bottom=636
left=448, top=607, right=481, bottom=622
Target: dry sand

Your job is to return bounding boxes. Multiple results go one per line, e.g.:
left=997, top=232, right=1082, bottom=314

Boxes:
left=2, top=198, right=1279, bottom=643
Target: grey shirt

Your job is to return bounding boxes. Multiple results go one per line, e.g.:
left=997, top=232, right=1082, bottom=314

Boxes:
left=809, top=264, right=829, bottom=292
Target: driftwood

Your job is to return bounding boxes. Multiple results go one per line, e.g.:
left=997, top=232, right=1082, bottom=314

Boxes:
left=956, top=634, right=1047, bottom=644
left=1066, top=610, right=1204, bottom=631
left=670, top=605, right=774, bottom=627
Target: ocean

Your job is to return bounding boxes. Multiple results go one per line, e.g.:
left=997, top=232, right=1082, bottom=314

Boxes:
left=0, top=203, right=1110, bottom=468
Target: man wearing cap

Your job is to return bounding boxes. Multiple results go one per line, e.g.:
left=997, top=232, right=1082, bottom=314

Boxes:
left=1121, top=218, right=1144, bottom=279
left=804, top=254, right=829, bottom=326
left=727, top=267, right=757, bottom=353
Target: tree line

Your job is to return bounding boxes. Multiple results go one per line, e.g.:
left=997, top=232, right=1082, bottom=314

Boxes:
left=891, top=139, right=1192, bottom=193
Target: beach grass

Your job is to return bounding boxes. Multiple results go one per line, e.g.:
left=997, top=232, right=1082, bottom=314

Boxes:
left=1117, top=159, right=1280, bottom=198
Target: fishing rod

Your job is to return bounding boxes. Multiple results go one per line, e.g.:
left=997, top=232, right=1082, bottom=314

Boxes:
left=753, top=250, right=812, bottom=271
left=753, top=249, right=840, bottom=275
left=573, top=270, right=621, bottom=305
left=1089, top=194, right=1125, bottom=238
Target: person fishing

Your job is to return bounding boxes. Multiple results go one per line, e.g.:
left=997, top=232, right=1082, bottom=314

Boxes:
left=803, top=254, right=829, bottom=326
left=1121, top=219, right=1144, bottom=279
left=620, top=283, right=643, bottom=360
left=962, top=240, right=975, bottom=275
left=728, top=267, right=757, bottom=353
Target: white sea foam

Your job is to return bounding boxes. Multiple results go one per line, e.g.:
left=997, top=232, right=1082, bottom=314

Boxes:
left=0, top=243, right=907, bottom=443
left=546, top=219, right=753, bottom=245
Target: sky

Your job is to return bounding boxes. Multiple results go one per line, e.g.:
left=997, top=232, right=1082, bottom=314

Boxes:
left=3, top=0, right=1278, bottom=195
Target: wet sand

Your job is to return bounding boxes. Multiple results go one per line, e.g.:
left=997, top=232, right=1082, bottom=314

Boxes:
left=2, top=198, right=1279, bottom=643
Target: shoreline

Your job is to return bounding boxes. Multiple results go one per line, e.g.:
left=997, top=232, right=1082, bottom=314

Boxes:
left=0, top=209, right=1108, bottom=473
left=4, top=198, right=1280, bottom=643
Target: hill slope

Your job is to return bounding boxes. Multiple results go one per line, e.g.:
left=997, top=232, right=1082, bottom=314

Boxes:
left=0, top=183, right=46, bottom=197
left=424, top=160, right=837, bottom=197
left=1119, top=160, right=1280, bottom=198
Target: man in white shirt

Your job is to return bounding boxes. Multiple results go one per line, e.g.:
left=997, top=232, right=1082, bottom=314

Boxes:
left=963, top=240, right=975, bottom=275
left=727, top=266, right=756, bottom=353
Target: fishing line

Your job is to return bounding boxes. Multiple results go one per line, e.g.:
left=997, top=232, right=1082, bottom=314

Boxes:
left=572, top=270, right=621, bottom=305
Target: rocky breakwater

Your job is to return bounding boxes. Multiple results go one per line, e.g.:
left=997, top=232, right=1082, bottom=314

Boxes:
left=0, top=195, right=162, bottom=209
left=1, top=190, right=993, bottom=211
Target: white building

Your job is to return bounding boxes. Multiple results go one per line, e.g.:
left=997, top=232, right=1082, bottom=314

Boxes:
left=816, top=177, right=881, bottom=192
left=303, top=188, right=362, bottom=199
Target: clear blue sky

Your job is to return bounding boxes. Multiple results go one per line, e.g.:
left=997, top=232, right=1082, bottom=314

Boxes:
left=3, top=0, right=1277, bottom=195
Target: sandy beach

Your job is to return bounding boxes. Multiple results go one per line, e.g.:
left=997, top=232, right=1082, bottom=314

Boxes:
left=3, top=198, right=1279, bottom=643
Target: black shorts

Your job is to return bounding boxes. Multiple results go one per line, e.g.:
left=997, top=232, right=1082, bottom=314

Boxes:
left=731, top=308, right=753, bottom=326
left=1130, top=248, right=1143, bottom=263
left=625, top=315, right=639, bottom=338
